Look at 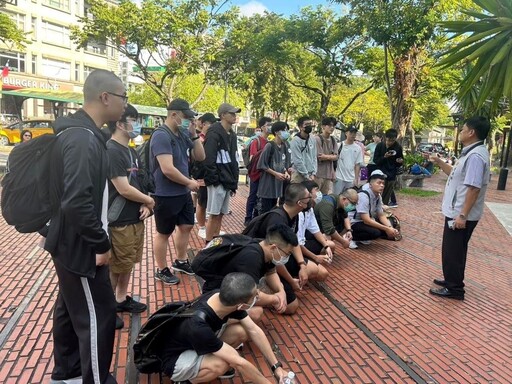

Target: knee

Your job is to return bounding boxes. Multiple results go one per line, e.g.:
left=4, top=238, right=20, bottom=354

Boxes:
left=248, top=306, right=264, bottom=323
left=284, top=299, right=299, bottom=315
left=316, top=266, right=329, bottom=282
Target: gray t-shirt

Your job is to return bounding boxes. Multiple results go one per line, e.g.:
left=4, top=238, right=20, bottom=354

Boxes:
left=257, top=141, right=291, bottom=199
left=150, top=127, right=193, bottom=197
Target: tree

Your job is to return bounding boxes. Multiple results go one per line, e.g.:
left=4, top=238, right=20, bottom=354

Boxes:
left=0, top=2, right=28, bottom=49
left=71, top=0, right=236, bottom=106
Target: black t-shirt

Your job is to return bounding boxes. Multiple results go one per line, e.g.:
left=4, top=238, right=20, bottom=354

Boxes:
left=252, top=207, right=298, bottom=239
left=107, top=140, right=144, bottom=226
left=161, top=290, right=248, bottom=376
left=202, top=242, right=276, bottom=292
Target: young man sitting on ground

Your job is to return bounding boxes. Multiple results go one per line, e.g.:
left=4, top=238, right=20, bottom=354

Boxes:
left=349, top=170, right=400, bottom=243
left=160, top=272, right=288, bottom=384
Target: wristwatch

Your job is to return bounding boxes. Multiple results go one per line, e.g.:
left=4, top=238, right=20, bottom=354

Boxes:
left=459, top=213, right=467, bottom=220
left=271, top=361, right=282, bottom=373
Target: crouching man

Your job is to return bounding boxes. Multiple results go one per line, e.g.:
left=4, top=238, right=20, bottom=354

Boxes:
left=160, top=272, right=288, bottom=384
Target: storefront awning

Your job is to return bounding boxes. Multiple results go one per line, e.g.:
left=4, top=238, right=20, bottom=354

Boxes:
left=0, top=88, right=84, bottom=104
left=131, top=104, right=167, bottom=116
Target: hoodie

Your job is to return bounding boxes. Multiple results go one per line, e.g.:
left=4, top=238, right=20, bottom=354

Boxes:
left=203, top=122, right=239, bottom=191
left=44, top=109, right=111, bottom=278
left=290, top=133, right=317, bottom=177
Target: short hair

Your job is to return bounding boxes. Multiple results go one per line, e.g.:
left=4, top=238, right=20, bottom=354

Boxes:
left=385, top=129, right=398, bottom=139
left=321, top=117, right=336, bottom=126
left=258, top=116, right=272, bottom=128
left=464, top=116, right=490, bottom=140
left=341, top=188, right=358, bottom=202
left=284, top=183, right=308, bottom=205
left=265, top=224, right=299, bottom=248
left=107, top=103, right=138, bottom=133
left=219, top=273, right=257, bottom=306
left=302, top=180, right=319, bottom=193
left=271, top=121, right=289, bottom=135
left=199, top=113, right=217, bottom=124
left=83, top=69, right=123, bottom=103
left=297, top=116, right=311, bottom=127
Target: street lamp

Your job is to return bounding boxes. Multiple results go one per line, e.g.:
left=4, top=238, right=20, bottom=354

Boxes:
left=497, top=125, right=511, bottom=190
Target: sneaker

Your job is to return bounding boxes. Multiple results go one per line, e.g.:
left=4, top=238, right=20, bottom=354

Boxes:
left=197, top=226, right=206, bottom=239
left=155, top=267, right=180, bottom=285
left=219, top=230, right=226, bottom=235
left=235, top=343, right=244, bottom=350
left=116, top=296, right=147, bottom=313
left=360, top=240, right=372, bottom=245
left=218, top=368, right=235, bottom=379
left=172, top=260, right=195, bottom=275
left=388, top=202, right=398, bottom=208
left=115, top=314, right=124, bottom=330
left=349, top=240, right=358, bottom=249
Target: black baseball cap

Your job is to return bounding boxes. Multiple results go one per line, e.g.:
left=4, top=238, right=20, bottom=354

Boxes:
left=167, top=98, right=197, bottom=118
left=347, top=125, right=358, bottom=133
left=199, top=113, right=218, bottom=124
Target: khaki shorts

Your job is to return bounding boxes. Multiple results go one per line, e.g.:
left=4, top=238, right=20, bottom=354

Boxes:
left=109, top=222, right=144, bottom=274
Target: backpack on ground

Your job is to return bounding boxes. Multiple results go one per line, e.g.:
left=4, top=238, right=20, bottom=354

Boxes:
left=191, top=234, right=258, bottom=283
left=133, top=300, right=206, bottom=374
left=1, top=128, right=92, bottom=233
left=242, top=207, right=289, bottom=237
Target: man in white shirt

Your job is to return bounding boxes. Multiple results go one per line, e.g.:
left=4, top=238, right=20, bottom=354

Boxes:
left=333, top=126, right=365, bottom=194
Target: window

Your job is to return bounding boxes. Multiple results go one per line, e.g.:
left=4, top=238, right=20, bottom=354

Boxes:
left=42, top=0, right=70, bottom=11
left=32, top=55, right=37, bottom=74
left=85, top=38, right=107, bottom=56
left=41, top=21, right=70, bottom=47
left=42, top=58, right=70, bottom=80
left=75, top=63, right=80, bottom=82
left=0, top=51, right=26, bottom=73
left=7, top=13, right=25, bottom=32
left=83, top=65, right=99, bottom=80
left=31, top=17, right=37, bottom=41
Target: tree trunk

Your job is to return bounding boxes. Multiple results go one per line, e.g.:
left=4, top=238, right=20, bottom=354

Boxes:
left=319, top=93, right=330, bottom=118
left=391, top=48, right=421, bottom=138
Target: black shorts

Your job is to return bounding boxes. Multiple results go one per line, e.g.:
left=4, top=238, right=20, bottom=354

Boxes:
left=304, top=238, right=324, bottom=256
left=154, top=194, right=194, bottom=235
left=197, top=186, right=208, bottom=208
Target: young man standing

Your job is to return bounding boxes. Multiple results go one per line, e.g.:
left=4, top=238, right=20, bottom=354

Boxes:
left=45, top=69, right=126, bottom=384
left=373, top=129, right=404, bottom=205
left=244, top=116, right=272, bottom=225
left=290, top=116, right=317, bottom=183
left=160, top=273, right=288, bottom=383
left=315, top=117, right=338, bottom=194
left=366, top=132, right=382, bottom=175
left=256, top=122, right=291, bottom=215
left=193, top=113, right=217, bottom=239
left=151, top=98, right=205, bottom=285
left=203, top=103, right=241, bottom=243
left=429, top=117, right=490, bottom=301
left=107, top=104, right=155, bottom=328
left=333, top=126, right=365, bottom=194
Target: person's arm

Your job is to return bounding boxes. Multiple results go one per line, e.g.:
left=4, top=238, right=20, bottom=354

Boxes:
left=156, top=154, right=197, bottom=190
left=240, top=317, right=287, bottom=383
left=111, top=176, right=154, bottom=207
left=373, top=142, right=386, bottom=166
left=292, top=245, right=308, bottom=287
left=190, top=137, right=206, bottom=162
left=354, top=163, right=361, bottom=186
left=202, top=130, right=220, bottom=185
left=258, top=144, right=286, bottom=180
left=264, top=270, right=287, bottom=313
left=249, top=139, right=259, bottom=161
left=430, top=154, right=452, bottom=175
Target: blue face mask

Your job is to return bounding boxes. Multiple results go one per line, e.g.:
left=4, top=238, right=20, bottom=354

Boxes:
left=314, top=191, right=323, bottom=205
left=124, top=121, right=141, bottom=139
left=280, top=131, right=290, bottom=140
left=178, top=118, right=192, bottom=135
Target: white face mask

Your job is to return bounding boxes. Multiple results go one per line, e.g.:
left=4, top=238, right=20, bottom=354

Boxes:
left=271, top=247, right=290, bottom=266
left=255, top=130, right=262, bottom=137
left=238, top=295, right=258, bottom=311
left=314, top=191, right=323, bottom=205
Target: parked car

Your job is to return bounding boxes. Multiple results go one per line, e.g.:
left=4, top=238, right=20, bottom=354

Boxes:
left=416, top=142, right=447, bottom=156
left=0, top=118, right=55, bottom=145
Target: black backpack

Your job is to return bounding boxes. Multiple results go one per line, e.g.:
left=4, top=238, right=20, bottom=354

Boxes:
left=133, top=300, right=206, bottom=374
left=191, top=234, right=258, bottom=286
left=1, top=128, right=92, bottom=233
left=242, top=207, right=291, bottom=238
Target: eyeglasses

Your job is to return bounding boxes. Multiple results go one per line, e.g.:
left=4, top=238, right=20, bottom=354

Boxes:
left=107, top=92, right=129, bottom=103
left=298, top=195, right=312, bottom=202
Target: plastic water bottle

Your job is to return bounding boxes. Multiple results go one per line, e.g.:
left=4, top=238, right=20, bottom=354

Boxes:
left=283, top=371, right=296, bottom=384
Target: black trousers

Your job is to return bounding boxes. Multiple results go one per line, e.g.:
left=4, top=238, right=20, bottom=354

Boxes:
left=382, top=179, right=396, bottom=205
left=441, top=217, right=478, bottom=295
left=351, top=221, right=387, bottom=241
left=52, top=262, right=117, bottom=384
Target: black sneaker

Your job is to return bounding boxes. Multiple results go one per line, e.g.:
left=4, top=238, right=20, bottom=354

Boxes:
left=218, top=368, right=235, bottom=379
left=172, top=260, right=195, bottom=275
left=155, top=267, right=180, bottom=285
left=116, top=296, right=147, bottom=313
left=115, top=314, right=124, bottom=330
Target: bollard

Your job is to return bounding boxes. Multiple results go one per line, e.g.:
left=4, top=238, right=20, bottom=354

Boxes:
left=497, top=168, right=508, bottom=190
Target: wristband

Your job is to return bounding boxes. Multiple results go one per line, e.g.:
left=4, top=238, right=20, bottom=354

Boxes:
left=271, top=361, right=282, bottom=373
left=191, top=136, right=200, bottom=141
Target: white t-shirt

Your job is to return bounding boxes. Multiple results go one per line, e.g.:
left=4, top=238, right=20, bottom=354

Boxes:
left=297, top=208, right=321, bottom=246
left=336, top=142, right=364, bottom=181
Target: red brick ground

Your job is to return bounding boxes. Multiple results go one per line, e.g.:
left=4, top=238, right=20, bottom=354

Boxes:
left=0, top=173, right=511, bottom=383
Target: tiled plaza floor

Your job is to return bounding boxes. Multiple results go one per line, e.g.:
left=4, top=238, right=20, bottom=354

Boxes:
left=0, top=173, right=511, bottom=383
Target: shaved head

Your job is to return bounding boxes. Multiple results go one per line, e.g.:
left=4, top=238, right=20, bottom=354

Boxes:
left=83, top=69, right=124, bottom=102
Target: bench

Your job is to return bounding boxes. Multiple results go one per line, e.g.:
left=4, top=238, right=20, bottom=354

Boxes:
left=398, top=174, right=432, bottom=188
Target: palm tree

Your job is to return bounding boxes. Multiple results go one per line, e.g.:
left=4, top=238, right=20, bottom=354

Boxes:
left=438, top=0, right=512, bottom=113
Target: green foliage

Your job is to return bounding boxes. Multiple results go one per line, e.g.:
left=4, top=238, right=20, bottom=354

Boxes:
left=398, top=188, right=441, bottom=197
left=0, top=12, right=28, bottom=49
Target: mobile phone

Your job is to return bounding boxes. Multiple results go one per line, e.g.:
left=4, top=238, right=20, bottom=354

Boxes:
left=387, top=150, right=396, bottom=156
left=447, top=220, right=455, bottom=230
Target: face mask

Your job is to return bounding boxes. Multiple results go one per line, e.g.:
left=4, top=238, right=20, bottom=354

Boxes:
left=314, top=191, right=323, bottom=205
left=271, top=248, right=290, bottom=266
left=303, top=200, right=312, bottom=212
left=255, top=130, right=262, bottom=137
left=344, top=203, right=356, bottom=213
left=304, top=125, right=313, bottom=134
left=280, top=131, right=290, bottom=140
left=239, top=295, right=258, bottom=311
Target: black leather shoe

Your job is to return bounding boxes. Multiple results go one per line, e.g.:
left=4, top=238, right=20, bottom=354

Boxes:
left=433, top=278, right=447, bottom=287
left=429, top=287, right=464, bottom=300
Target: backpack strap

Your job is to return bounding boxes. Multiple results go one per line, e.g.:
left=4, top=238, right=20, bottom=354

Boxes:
left=300, top=136, right=309, bottom=153
left=322, top=194, right=337, bottom=207
left=354, top=190, right=371, bottom=220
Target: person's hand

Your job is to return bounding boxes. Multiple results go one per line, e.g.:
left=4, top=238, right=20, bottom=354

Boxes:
left=230, top=190, right=236, bottom=197
left=275, top=172, right=287, bottom=181
left=344, top=230, right=353, bottom=241
left=396, top=157, right=404, bottom=164
left=454, top=216, right=467, bottom=229
left=197, top=179, right=206, bottom=187
left=139, top=205, right=152, bottom=220
left=309, top=175, right=315, bottom=181
left=187, top=179, right=199, bottom=192
left=290, top=278, right=302, bottom=291
left=96, top=251, right=110, bottom=266
left=428, top=153, right=440, bottom=163
left=284, top=172, right=291, bottom=181
left=385, top=226, right=399, bottom=238
left=298, top=266, right=308, bottom=288
left=273, top=291, right=287, bottom=313
left=384, top=151, right=392, bottom=158
left=315, top=254, right=331, bottom=265
left=145, top=196, right=155, bottom=211
left=275, top=368, right=287, bottom=383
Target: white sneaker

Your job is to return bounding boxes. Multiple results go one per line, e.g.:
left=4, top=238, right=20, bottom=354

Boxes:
left=219, top=230, right=226, bottom=235
left=349, top=240, right=358, bottom=249
left=360, top=240, right=372, bottom=245
left=197, top=226, right=206, bottom=239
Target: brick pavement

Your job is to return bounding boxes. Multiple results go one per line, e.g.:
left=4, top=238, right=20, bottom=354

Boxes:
left=0, top=172, right=511, bottom=384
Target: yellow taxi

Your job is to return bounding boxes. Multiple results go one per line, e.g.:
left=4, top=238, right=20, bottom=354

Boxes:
left=0, top=118, right=55, bottom=145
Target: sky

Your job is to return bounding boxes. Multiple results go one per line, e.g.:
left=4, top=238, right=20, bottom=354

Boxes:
left=229, top=0, right=337, bottom=16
